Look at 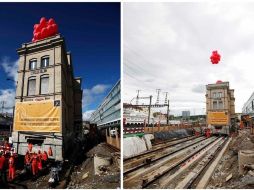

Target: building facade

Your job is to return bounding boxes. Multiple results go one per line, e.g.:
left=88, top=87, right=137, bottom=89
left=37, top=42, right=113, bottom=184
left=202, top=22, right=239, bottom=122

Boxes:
left=206, top=81, right=235, bottom=134
left=90, top=80, right=120, bottom=149
left=242, top=92, right=254, bottom=115
left=12, top=35, right=82, bottom=160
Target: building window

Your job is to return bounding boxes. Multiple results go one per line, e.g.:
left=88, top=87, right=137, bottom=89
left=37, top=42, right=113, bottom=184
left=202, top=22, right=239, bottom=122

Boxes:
left=213, top=92, right=222, bottom=98
left=29, top=59, right=37, bottom=70
left=41, top=57, right=49, bottom=68
left=213, top=101, right=217, bottom=109
left=218, top=101, right=223, bottom=109
left=28, top=77, right=36, bottom=96
left=40, top=75, right=49, bottom=94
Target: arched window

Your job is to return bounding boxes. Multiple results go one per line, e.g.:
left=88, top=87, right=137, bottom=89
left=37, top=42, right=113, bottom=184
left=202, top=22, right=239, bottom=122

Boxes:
left=28, top=76, right=36, bottom=96
left=40, top=75, right=49, bottom=94
left=29, top=59, right=37, bottom=70
left=41, top=56, right=49, bottom=68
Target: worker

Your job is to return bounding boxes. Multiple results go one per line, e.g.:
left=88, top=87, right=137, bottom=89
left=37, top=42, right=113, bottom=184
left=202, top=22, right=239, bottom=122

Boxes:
left=0, top=151, right=6, bottom=183
left=42, top=151, right=48, bottom=167
left=8, top=154, right=15, bottom=181
left=48, top=146, right=53, bottom=157
left=37, top=151, right=42, bottom=171
left=24, top=151, right=31, bottom=173
left=31, top=153, right=38, bottom=176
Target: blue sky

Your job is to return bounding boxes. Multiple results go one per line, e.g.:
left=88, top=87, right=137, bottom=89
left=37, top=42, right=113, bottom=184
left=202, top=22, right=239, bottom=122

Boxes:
left=0, top=3, right=120, bottom=120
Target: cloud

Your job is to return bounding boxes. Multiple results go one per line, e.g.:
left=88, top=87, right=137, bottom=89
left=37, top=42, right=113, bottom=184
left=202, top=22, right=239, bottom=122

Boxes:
left=192, top=84, right=206, bottom=94
left=82, top=110, right=95, bottom=121
left=91, top=84, right=111, bottom=94
left=82, top=83, right=111, bottom=111
left=1, top=57, right=18, bottom=82
left=0, top=89, right=15, bottom=113
left=123, top=3, right=254, bottom=115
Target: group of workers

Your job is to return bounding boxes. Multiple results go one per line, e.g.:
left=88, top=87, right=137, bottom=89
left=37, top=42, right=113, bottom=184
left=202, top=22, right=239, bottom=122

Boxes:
left=0, top=141, right=17, bottom=183
left=0, top=141, right=53, bottom=184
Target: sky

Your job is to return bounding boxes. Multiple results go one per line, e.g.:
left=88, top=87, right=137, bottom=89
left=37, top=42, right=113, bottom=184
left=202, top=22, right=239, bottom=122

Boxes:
left=0, top=3, right=120, bottom=120
left=123, top=2, right=254, bottom=116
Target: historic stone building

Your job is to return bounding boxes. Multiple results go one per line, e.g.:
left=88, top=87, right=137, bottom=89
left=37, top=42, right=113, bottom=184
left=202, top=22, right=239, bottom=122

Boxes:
left=12, top=34, right=82, bottom=160
left=206, top=81, right=235, bottom=134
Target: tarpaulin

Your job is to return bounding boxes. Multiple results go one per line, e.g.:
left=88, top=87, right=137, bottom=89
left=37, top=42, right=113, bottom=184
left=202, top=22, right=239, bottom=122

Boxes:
left=207, top=111, right=228, bottom=125
left=14, top=100, right=61, bottom=132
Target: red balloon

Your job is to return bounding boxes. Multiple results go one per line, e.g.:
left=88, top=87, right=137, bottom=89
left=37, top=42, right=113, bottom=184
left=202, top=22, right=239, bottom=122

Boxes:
left=40, top=17, right=47, bottom=24
left=41, top=28, right=47, bottom=38
left=31, top=17, right=59, bottom=42
left=210, top=50, right=221, bottom=64
left=34, top=24, right=39, bottom=30
left=52, top=24, right=57, bottom=35
left=48, top=18, right=55, bottom=25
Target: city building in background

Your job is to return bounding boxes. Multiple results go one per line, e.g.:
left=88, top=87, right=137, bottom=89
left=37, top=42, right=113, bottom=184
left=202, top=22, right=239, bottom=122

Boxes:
left=12, top=34, right=82, bottom=160
left=206, top=81, right=235, bottom=135
left=90, top=80, right=121, bottom=149
left=182, top=111, right=190, bottom=120
left=242, top=92, right=254, bottom=115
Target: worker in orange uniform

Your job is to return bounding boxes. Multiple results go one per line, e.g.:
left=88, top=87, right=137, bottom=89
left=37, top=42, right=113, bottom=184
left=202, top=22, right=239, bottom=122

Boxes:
left=24, top=151, right=31, bottom=173
left=42, top=151, right=48, bottom=167
left=8, top=154, right=15, bottom=181
left=48, top=146, right=53, bottom=157
left=37, top=150, right=42, bottom=171
left=205, top=128, right=211, bottom=138
left=0, top=151, right=6, bottom=183
left=31, top=153, right=38, bottom=176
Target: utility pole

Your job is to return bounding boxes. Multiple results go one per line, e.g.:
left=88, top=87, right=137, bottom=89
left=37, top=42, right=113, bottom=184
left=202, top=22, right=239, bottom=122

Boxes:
left=1, top=101, right=5, bottom=114
left=148, top=95, right=152, bottom=126
left=136, top=90, right=141, bottom=105
left=156, top=89, right=161, bottom=104
left=164, top=92, right=168, bottom=104
left=167, top=100, right=170, bottom=125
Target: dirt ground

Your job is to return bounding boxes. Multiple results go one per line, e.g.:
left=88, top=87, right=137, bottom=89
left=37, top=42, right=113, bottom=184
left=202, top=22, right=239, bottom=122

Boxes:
left=208, top=128, right=254, bottom=189
left=67, top=143, right=120, bottom=189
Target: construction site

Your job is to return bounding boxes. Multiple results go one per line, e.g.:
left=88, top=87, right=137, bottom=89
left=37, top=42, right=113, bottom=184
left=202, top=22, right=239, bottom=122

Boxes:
left=123, top=81, right=254, bottom=189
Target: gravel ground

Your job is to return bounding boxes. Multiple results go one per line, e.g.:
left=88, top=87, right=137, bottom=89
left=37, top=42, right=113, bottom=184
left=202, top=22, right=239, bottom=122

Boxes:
left=208, top=128, right=254, bottom=189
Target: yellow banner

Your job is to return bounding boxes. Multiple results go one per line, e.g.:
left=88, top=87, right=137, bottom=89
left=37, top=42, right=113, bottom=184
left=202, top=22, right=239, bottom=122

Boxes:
left=207, top=111, right=228, bottom=125
left=14, top=100, right=61, bottom=132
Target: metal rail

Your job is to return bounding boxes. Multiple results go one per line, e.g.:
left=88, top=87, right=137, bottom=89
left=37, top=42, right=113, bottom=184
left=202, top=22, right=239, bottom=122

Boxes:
left=124, top=136, right=207, bottom=176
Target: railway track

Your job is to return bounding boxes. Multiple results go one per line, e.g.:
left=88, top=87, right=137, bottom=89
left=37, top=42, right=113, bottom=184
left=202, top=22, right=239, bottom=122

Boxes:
left=124, top=136, right=229, bottom=189
left=124, top=136, right=206, bottom=175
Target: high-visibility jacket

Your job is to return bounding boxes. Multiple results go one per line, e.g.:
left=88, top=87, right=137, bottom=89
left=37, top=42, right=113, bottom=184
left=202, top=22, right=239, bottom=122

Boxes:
left=42, top=152, right=48, bottom=161
left=0, top=155, right=5, bottom=170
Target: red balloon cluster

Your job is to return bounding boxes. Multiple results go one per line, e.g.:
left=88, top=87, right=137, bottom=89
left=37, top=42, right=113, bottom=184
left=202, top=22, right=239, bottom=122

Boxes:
left=32, top=17, right=58, bottom=42
left=216, top=80, right=222, bottom=84
left=210, top=50, right=221, bottom=64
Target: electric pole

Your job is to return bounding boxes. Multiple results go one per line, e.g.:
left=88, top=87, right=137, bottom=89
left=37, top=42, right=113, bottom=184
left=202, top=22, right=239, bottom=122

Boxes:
left=156, top=89, right=161, bottom=104
left=136, top=90, right=141, bottom=105
left=148, top=95, right=152, bottom=126
left=164, top=92, right=168, bottom=104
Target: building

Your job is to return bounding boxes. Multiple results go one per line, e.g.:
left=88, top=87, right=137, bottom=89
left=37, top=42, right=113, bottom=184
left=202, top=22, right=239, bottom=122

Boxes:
left=12, top=34, right=82, bottom=160
left=206, top=81, right=235, bottom=134
left=182, top=111, right=190, bottom=119
left=242, top=92, right=254, bottom=115
left=90, top=80, right=120, bottom=149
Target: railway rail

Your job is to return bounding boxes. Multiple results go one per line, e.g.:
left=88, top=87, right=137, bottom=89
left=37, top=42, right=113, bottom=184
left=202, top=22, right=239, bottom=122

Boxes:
left=124, top=136, right=229, bottom=189
left=124, top=136, right=206, bottom=175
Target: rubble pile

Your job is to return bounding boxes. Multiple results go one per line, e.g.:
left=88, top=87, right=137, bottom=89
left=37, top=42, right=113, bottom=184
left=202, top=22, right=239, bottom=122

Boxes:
left=67, top=143, right=120, bottom=189
left=208, top=129, right=254, bottom=189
